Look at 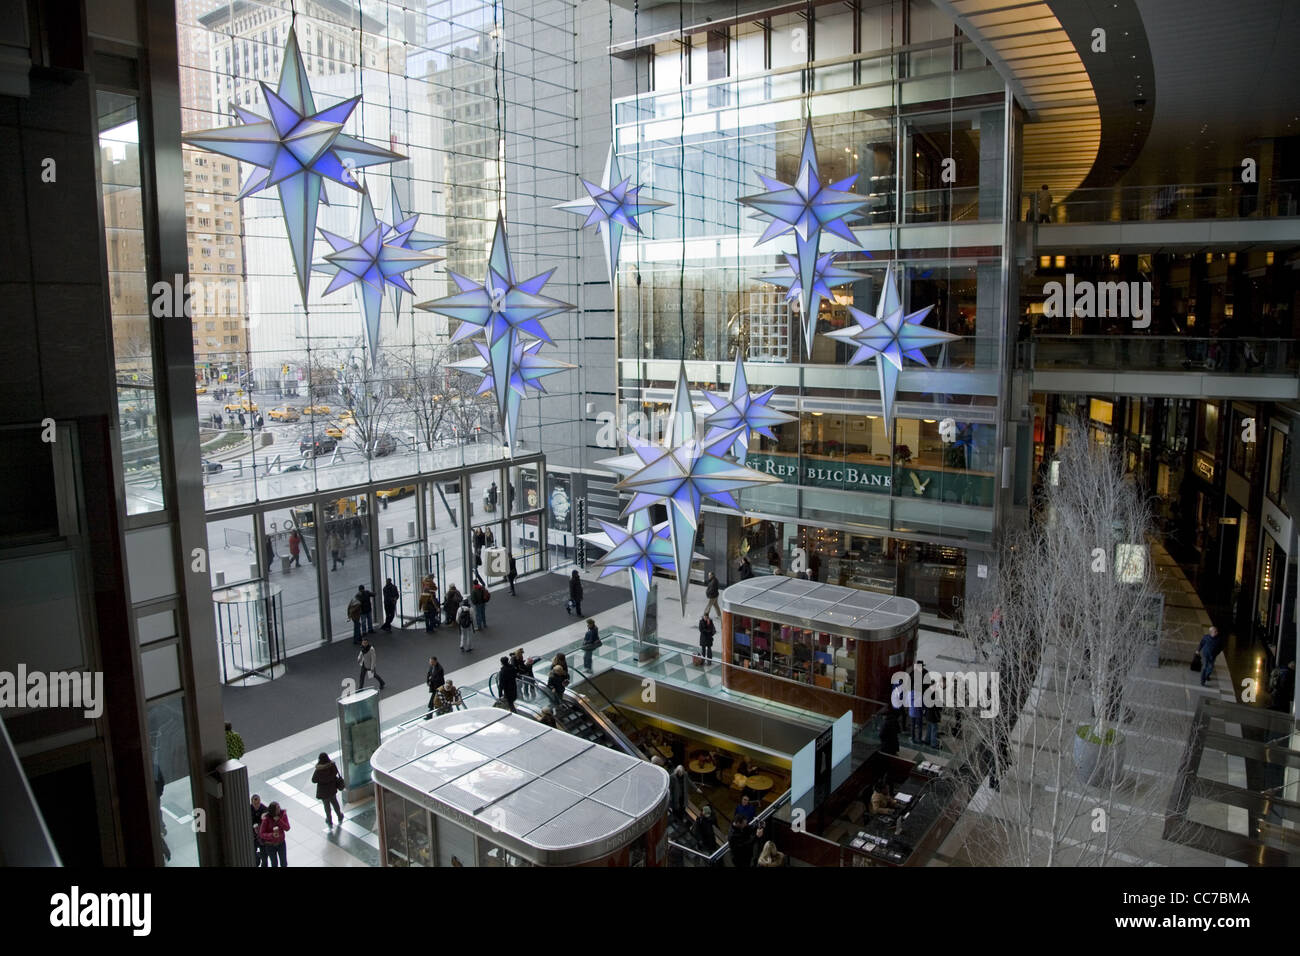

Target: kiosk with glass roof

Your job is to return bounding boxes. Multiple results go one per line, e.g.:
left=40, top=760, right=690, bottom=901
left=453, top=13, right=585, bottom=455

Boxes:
left=371, top=709, right=670, bottom=867
left=719, top=577, right=921, bottom=721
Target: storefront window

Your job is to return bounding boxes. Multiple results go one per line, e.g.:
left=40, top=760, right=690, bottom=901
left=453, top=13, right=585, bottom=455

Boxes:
left=1229, top=408, right=1258, bottom=480
left=1267, top=427, right=1291, bottom=515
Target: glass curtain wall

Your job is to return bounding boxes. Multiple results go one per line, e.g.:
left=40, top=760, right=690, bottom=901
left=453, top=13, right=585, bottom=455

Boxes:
left=611, top=0, right=1006, bottom=550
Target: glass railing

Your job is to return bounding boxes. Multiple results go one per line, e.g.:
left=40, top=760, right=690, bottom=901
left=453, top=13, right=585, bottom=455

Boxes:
left=1025, top=180, right=1300, bottom=224
left=614, top=38, right=996, bottom=127
left=1022, top=336, right=1298, bottom=375
left=903, top=186, right=984, bottom=224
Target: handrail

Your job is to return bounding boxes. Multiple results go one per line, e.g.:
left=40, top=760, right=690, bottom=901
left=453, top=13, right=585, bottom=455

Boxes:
left=398, top=686, right=484, bottom=728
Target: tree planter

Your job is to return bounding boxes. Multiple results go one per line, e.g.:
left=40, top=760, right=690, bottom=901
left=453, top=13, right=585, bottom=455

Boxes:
left=1073, top=726, right=1126, bottom=787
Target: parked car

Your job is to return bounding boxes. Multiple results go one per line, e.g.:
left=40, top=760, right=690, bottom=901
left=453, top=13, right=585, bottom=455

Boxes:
left=201, top=458, right=223, bottom=474
left=268, top=405, right=301, bottom=422
left=299, top=434, right=339, bottom=457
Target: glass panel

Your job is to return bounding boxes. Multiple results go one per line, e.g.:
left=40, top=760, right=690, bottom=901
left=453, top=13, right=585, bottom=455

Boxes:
left=148, top=696, right=198, bottom=866
left=206, top=514, right=259, bottom=588
left=322, top=492, right=370, bottom=641
left=99, top=91, right=163, bottom=514
left=383, top=790, right=407, bottom=866
left=262, top=506, right=323, bottom=652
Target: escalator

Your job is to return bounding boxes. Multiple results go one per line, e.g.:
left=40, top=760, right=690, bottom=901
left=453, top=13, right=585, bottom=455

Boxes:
left=487, top=664, right=731, bottom=855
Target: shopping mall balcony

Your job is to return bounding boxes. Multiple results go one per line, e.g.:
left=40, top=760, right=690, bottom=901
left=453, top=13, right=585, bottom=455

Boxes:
left=1025, top=180, right=1300, bottom=253
left=1019, top=335, right=1299, bottom=402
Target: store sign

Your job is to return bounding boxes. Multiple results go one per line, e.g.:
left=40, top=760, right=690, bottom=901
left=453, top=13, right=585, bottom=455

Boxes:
left=1193, top=452, right=1215, bottom=483
left=745, top=453, right=892, bottom=491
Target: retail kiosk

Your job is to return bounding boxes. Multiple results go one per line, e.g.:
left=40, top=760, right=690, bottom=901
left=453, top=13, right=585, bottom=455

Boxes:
left=372, top=709, right=670, bottom=867
left=719, top=577, right=920, bottom=722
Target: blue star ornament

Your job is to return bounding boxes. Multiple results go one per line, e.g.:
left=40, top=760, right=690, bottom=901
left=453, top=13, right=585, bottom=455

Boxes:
left=598, top=366, right=780, bottom=608
left=415, top=215, right=574, bottom=435
left=758, top=251, right=859, bottom=351
left=555, top=145, right=671, bottom=286
left=823, top=261, right=959, bottom=438
left=183, top=28, right=405, bottom=304
left=448, top=336, right=575, bottom=449
left=702, top=354, right=796, bottom=460
left=381, top=180, right=449, bottom=319
left=580, top=512, right=680, bottom=639
left=312, top=187, right=441, bottom=365
left=738, top=119, right=870, bottom=357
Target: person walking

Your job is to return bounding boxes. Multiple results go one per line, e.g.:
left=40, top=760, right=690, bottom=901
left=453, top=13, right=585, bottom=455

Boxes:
left=347, top=591, right=364, bottom=644
left=443, top=584, right=462, bottom=628
left=729, top=817, right=755, bottom=868
left=329, top=530, right=345, bottom=570
left=433, top=678, right=462, bottom=715
left=250, top=793, right=267, bottom=866
left=356, top=584, right=376, bottom=635
left=547, top=653, right=570, bottom=705
left=537, top=706, right=558, bottom=727
left=258, top=801, right=291, bottom=867
left=425, top=657, right=445, bottom=719
left=419, top=584, right=439, bottom=632
left=357, top=639, right=386, bottom=690
left=264, top=534, right=275, bottom=569
left=738, top=556, right=753, bottom=580
left=582, top=618, right=602, bottom=671
left=1037, top=184, right=1053, bottom=223
left=507, top=555, right=518, bottom=596
left=288, top=529, right=302, bottom=569
left=908, top=681, right=925, bottom=745
left=470, top=580, right=489, bottom=630
left=457, top=603, right=474, bottom=653
left=381, top=578, right=400, bottom=631
left=568, top=570, right=583, bottom=616
left=225, top=721, right=245, bottom=760
left=704, top=571, right=721, bottom=619
left=1199, top=626, right=1221, bottom=686
left=668, top=765, right=687, bottom=820
left=497, top=656, right=518, bottom=712
left=924, top=700, right=942, bottom=748
left=698, top=613, right=716, bottom=662
left=487, top=481, right=498, bottom=511
left=310, top=753, right=345, bottom=829
left=694, top=805, right=717, bottom=856
left=514, top=648, right=537, bottom=700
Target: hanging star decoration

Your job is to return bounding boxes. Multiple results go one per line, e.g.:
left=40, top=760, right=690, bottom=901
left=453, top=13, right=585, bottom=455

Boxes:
left=555, top=144, right=671, bottom=286
left=182, top=28, right=405, bottom=304
left=415, top=215, right=574, bottom=451
left=595, top=365, right=780, bottom=614
left=701, top=353, right=796, bottom=461
left=579, top=511, right=683, bottom=640
left=447, top=336, right=575, bottom=449
left=757, top=250, right=859, bottom=336
left=823, top=260, right=960, bottom=439
left=312, top=186, right=442, bottom=366
left=738, top=119, right=869, bottom=358
left=380, top=180, right=449, bottom=320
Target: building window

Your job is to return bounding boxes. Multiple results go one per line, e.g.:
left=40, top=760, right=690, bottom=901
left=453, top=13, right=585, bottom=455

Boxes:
left=1266, top=427, right=1291, bottom=516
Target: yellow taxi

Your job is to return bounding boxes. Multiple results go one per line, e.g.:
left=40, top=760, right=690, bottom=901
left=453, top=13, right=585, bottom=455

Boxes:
left=195, top=385, right=207, bottom=395
left=268, top=405, right=301, bottom=422
left=224, top=399, right=258, bottom=413
left=324, top=422, right=347, bottom=439
left=336, top=409, right=356, bottom=425
left=375, top=485, right=416, bottom=501
left=303, top=404, right=331, bottom=416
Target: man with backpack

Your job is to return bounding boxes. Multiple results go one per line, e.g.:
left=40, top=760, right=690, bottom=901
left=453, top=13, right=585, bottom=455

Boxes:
left=425, top=656, right=445, bottom=719
left=443, top=584, right=463, bottom=628
left=457, top=602, right=474, bottom=653
left=355, top=584, right=376, bottom=637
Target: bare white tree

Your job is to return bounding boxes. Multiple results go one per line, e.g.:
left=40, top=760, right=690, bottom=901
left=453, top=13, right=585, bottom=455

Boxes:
left=942, top=416, right=1190, bottom=866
